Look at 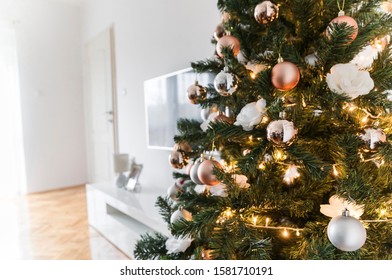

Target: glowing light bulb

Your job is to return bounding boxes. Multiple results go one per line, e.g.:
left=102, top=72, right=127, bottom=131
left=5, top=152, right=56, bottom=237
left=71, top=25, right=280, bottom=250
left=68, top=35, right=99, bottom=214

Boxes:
left=265, top=217, right=270, bottom=227
left=283, top=228, right=289, bottom=238
left=253, top=216, right=257, bottom=226
left=258, top=163, right=266, bottom=170
left=296, top=230, right=300, bottom=237
left=249, top=136, right=253, bottom=142
left=284, top=165, right=300, bottom=185
left=261, top=116, right=269, bottom=124
left=333, top=165, right=339, bottom=177
left=250, top=71, right=256, bottom=79
left=362, top=116, right=368, bottom=123
left=380, top=209, right=387, bottom=216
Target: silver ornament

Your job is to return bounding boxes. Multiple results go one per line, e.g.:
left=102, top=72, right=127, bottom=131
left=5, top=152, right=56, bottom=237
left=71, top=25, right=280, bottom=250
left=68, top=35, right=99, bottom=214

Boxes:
left=214, top=67, right=238, bottom=96
left=254, top=1, right=279, bottom=24
left=200, top=105, right=218, bottom=121
left=170, top=208, right=192, bottom=224
left=327, top=209, right=367, bottom=252
left=266, top=120, right=298, bottom=146
left=167, top=183, right=182, bottom=201
left=190, top=158, right=204, bottom=185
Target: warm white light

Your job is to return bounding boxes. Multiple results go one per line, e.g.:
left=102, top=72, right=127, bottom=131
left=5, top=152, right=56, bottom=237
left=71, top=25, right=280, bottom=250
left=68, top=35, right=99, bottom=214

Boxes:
left=284, top=165, right=300, bottom=184
left=265, top=217, right=270, bottom=227
left=258, top=163, right=266, bottom=170
left=283, top=228, right=289, bottom=238
left=250, top=71, right=256, bottom=79
left=253, top=216, right=257, bottom=226
left=361, top=116, right=368, bottom=123
left=333, top=165, right=339, bottom=177
left=296, top=230, right=300, bottom=237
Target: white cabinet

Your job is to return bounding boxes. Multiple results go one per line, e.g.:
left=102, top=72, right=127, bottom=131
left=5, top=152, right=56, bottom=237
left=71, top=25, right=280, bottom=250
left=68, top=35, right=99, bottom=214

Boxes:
left=86, top=182, right=169, bottom=258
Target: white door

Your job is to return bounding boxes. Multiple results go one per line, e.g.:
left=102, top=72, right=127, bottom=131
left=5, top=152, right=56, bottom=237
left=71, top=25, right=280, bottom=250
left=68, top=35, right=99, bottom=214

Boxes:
left=84, top=28, right=118, bottom=183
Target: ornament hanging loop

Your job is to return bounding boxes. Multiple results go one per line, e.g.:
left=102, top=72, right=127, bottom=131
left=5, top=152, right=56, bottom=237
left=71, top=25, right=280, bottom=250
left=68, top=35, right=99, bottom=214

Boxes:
left=337, top=0, right=346, bottom=14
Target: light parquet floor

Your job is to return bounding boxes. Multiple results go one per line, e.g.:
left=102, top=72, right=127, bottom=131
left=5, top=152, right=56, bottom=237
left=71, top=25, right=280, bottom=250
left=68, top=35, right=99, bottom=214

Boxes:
left=0, top=186, right=129, bottom=260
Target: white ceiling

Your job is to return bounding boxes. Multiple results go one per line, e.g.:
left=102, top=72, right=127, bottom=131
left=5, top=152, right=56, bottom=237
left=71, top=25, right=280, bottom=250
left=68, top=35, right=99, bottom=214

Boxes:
left=45, top=0, right=87, bottom=7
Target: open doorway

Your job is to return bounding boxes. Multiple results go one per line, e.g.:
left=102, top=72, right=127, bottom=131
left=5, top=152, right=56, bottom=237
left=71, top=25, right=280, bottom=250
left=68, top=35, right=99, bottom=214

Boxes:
left=0, top=25, right=27, bottom=196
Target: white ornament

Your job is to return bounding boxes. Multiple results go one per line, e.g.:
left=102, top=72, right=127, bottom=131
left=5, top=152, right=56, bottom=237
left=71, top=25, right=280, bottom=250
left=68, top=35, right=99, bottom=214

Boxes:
left=200, top=111, right=218, bottom=132
left=237, top=51, right=248, bottom=64
left=170, top=209, right=192, bottom=224
left=214, top=69, right=238, bottom=96
left=327, top=210, right=367, bottom=252
left=385, top=90, right=392, bottom=101
left=210, top=183, right=228, bottom=197
left=283, top=165, right=300, bottom=184
left=320, top=195, right=364, bottom=219
left=326, top=63, right=374, bottom=99
left=167, top=183, right=181, bottom=201
left=360, top=128, right=387, bottom=149
left=305, top=53, right=318, bottom=66
left=165, top=236, right=193, bottom=254
left=233, top=174, right=250, bottom=189
left=313, top=109, right=323, bottom=117
left=234, top=98, right=267, bottom=131
left=245, top=61, right=267, bottom=75
left=351, top=45, right=379, bottom=69
left=194, top=184, right=208, bottom=194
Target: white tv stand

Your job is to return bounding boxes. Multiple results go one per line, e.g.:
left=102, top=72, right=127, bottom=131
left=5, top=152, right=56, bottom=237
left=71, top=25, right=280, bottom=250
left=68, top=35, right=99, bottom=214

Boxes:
left=86, top=182, right=169, bottom=258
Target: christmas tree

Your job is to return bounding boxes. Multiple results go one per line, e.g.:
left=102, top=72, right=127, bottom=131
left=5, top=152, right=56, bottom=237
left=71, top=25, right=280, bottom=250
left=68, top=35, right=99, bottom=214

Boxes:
left=135, top=0, right=392, bottom=260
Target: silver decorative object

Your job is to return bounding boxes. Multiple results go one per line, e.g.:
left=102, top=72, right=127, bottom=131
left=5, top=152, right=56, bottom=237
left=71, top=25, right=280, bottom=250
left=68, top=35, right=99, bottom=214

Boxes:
left=266, top=120, right=297, bottom=146
left=190, top=158, right=204, bottom=185
left=327, top=209, right=367, bottom=252
left=254, top=1, right=279, bottom=24
left=167, top=183, right=182, bottom=201
left=214, top=67, right=238, bottom=96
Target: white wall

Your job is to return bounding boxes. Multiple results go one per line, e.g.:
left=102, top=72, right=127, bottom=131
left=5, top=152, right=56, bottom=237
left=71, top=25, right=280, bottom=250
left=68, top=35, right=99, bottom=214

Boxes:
left=0, top=0, right=87, bottom=193
left=81, top=0, right=220, bottom=192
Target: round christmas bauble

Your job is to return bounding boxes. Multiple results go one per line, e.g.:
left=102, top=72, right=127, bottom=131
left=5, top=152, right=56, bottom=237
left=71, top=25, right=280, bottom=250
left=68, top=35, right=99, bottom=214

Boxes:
left=201, top=105, right=219, bottom=121
left=326, top=15, right=358, bottom=43
left=187, top=82, right=206, bottom=104
left=214, top=24, right=227, bottom=41
left=170, top=208, right=192, bottom=224
left=197, top=159, right=222, bottom=186
left=214, top=69, right=238, bottom=96
left=254, top=1, right=279, bottom=24
left=271, top=61, right=300, bottom=91
left=175, top=142, right=192, bottom=154
left=216, top=35, right=240, bottom=58
left=266, top=120, right=297, bottom=146
left=327, top=210, right=366, bottom=252
left=212, top=113, right=234, bottom=125
left=190, top=158, right=204, bottom=185
left=169, top=151, right=186, bottom=169
left=167, top=183, right=182, bottom=201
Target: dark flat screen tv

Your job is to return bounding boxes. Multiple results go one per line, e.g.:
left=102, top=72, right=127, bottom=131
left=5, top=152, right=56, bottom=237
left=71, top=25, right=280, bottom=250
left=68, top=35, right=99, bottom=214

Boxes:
left=144, top=67, right=214, bottom=150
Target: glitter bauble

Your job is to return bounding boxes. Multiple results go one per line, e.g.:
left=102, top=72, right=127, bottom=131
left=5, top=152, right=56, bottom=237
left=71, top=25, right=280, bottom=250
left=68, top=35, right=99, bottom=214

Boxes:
left=187, top=82, right=206, bottom=104
left=197, top=160, right=222, bottom=186
left=216, top=35, right=240, bottom=58
left=254, top=1, right=279, bottom=24
left=271, top=61, right=300, bottom=91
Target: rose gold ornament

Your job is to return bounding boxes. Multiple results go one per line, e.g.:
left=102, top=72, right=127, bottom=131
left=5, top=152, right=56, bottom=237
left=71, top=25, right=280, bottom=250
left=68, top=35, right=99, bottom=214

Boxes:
left=216, top=35, right=240, bottom=58
left=254, top=1, right=279, bottom=24
left=326, top=12, right=358, bottom=43
left=187, top=82, right=207, bottom=104
left=214, top=24, right=227, bottom=41
left=212, top=113, right=234, bottom=125
left=197, top=159, right=221, bottom=186
left=271, top=61, right=300, bottom=91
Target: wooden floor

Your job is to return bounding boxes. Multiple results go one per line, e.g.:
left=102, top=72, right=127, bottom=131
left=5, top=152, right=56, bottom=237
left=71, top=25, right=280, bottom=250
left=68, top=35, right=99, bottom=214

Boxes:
left=0, top=186, right=129, bottom=260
